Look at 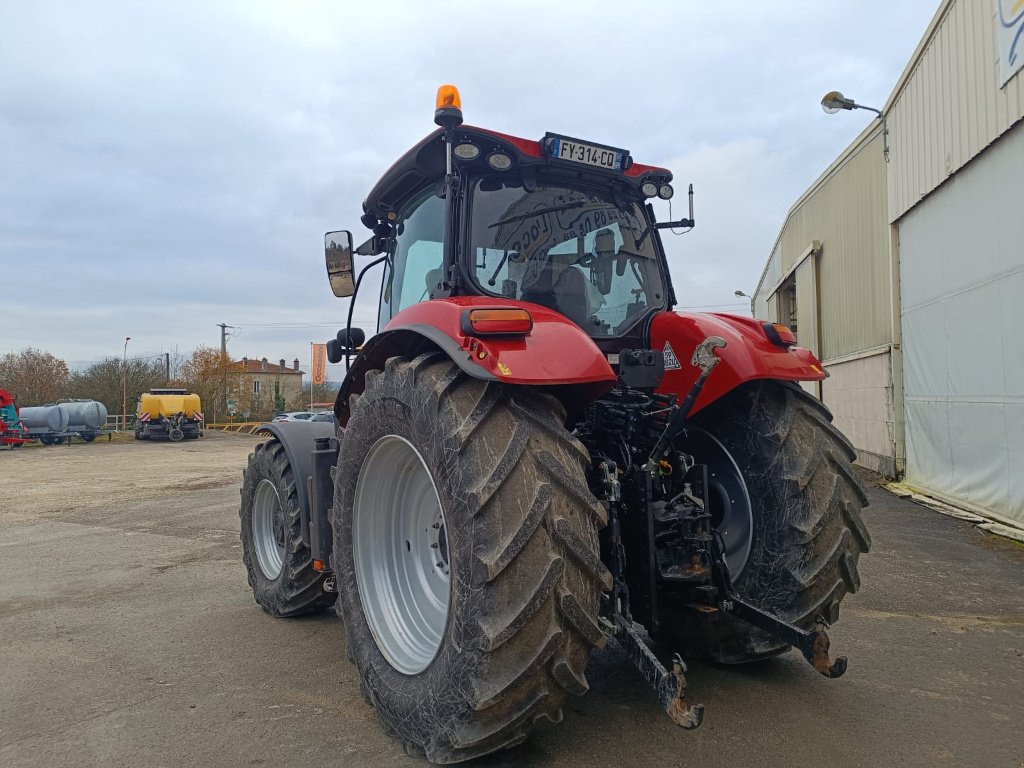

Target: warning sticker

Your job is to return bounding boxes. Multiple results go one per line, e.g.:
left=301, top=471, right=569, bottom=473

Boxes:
left=663, top=341, right=681, bottom=370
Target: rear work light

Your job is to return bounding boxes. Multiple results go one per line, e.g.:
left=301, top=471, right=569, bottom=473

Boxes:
left=461, top=308, right=533, bottom=336
left=763, top=322, right=797, bottom=347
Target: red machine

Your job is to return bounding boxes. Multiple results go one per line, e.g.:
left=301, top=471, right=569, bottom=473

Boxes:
left=0, top=389, right=29, bottom=448
left=237, top=85, right=868, bottom=762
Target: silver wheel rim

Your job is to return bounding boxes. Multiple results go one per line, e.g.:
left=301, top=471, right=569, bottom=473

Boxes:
left=253, top=478, right=285, bottom=579
left=353, top=435, right=450, bottom=675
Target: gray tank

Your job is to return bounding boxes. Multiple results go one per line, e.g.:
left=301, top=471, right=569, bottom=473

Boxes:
left=19, top=405, right=70, bottom=432
left=60, top=400, right=107, bottom=430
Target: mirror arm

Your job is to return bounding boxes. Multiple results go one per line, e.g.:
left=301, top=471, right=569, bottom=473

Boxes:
left=344, top=254, right=388, bottom=370
left=355, top=236, right=387, bottom=256
left=654, top=183, right=696, bottom=230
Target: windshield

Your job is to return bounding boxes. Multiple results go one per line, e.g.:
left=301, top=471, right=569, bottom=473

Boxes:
left=468, top=179, right=665, bottom=336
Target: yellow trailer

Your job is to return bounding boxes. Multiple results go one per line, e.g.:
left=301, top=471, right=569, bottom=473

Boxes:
left=135, top=388, right=204, bottom=441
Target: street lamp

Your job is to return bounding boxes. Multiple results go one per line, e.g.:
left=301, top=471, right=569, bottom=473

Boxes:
left=821, top=90, right=889, bottom=161
left=734, top=290, right=755, bottom=317
left=122, top=336, right=131, bottom=432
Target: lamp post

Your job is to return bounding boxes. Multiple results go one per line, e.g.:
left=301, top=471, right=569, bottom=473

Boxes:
left=821, top=90, right=889, bottom=161
left=122, top=336, right=131, bottom=432
left=734, top=290, right=755, bottom=317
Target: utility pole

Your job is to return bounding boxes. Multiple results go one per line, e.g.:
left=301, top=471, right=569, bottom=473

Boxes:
left=164, top=352, right=170, bottom=383
left=217, top=323, right=236, bottom=425
left=122, top=337, right=131, bottom=432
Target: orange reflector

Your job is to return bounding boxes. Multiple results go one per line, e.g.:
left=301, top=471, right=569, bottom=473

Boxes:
left=462, top=308, right=533, bottom=336
left=763, top=322, right=797, bottom=347
left=435, top=84, right=461, bottom=110
left=312, top=559, right=325, bottom=572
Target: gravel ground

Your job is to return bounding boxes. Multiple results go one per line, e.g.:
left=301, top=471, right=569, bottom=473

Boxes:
left=1, top=435, right=1022, bottom=767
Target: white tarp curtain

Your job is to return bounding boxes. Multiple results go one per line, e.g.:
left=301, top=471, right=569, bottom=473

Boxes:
left=898, top=124, right=1024, bottom=529
left=996, top=0, right=1024, bottom=87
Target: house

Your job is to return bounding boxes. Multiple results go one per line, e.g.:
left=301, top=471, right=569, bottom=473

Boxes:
left=231, top=356, right=304, bottom=414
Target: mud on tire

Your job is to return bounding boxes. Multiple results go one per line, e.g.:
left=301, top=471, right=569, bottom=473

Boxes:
left=332, top=353, right=610, bottom=764
left=667, top=380, right=870, bottom=663
left=240, top=438, right=335, bottom=617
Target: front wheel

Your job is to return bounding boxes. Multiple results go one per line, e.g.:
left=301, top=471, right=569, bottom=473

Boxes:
left=663, top=380, right=870, bottom=663
left=240, top=439, right=335, bottom=617
left=333, top=354, right=610, bottom=763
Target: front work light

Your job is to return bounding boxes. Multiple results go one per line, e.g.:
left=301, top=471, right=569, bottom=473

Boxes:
left=641, top=181, right=658, bottom=198
left=487, top=152, right=512, bottom=170
left=453, top=142, right=480, bottom=160
left=461, top=308, right=533, bottom=336
left=658, top=184, right=674, bottom=200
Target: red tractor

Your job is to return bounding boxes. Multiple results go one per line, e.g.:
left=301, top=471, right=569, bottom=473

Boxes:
left=239, top=86, right=869, bottom=762
left=0, top=389, right=30, bottom=448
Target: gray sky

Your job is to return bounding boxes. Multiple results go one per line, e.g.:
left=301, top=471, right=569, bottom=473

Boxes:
left=1, top=0, right=936, bottom=376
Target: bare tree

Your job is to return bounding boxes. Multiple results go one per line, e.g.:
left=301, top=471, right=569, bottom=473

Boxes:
left=0, top=348, right=71, bottom=405
left=293, top=380, right=340, bottom=411
left=177, top=346, right=243, bottom=424
left=71, top=358, right=165, bottom=415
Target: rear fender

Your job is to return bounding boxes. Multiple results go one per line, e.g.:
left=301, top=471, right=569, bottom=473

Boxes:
left=252, top=421, right=336, bottom=547
left=335, top=297, right=616, bottom=425
left=651, top=311, right=826, bottom=416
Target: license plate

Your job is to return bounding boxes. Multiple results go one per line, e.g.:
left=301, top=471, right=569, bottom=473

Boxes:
left=548, top=136, right=624, bottom=171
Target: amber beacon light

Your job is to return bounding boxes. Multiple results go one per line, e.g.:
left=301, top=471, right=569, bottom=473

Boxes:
left=434, top=84, right=463, bottom=129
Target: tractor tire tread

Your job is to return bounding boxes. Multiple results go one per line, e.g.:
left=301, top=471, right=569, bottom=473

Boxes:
left=332, top=357, right=605, bottom=763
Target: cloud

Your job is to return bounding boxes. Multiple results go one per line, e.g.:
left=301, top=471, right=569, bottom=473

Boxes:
left=1, top=0, right=937, bottom=369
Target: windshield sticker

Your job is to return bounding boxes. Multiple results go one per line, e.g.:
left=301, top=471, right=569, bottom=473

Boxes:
left=490, top=189, right=639, bottom=264
left=663, top=341, right=681, bottom=370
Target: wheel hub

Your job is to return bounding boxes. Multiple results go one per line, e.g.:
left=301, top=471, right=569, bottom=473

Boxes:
left=684, top=429, right=754, bottom=580
left=353, top=435, right=450, bottom=675
left=253, top=478, right=286, bottom=579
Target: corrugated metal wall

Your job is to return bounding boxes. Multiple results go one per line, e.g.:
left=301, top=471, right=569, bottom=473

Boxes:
left=887, top=0, right=1024, bottom=222
left=774, top=132, right=891, bottom=360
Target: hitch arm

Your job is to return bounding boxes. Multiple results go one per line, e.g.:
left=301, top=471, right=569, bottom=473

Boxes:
left=614, top=616, right=705, bottom=729
left=709, top=532, right=847, bottom=678
left=645, top=336, right=726, bottom=469
left=725, top=598, right=847, bottom=678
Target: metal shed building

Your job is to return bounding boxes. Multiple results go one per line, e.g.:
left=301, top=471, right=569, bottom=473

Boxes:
left=754, top=0, right=1024, bottom=529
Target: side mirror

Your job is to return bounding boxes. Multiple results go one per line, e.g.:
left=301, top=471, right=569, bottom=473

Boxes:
left=339, top=327, right=366, bottom=348
left=326, top=327, right=366, bottom=364
left=325, top=231, right=355, bottom=297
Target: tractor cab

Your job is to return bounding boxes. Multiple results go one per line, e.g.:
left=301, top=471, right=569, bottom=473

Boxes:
left=325, top=84, right=695, bottom=361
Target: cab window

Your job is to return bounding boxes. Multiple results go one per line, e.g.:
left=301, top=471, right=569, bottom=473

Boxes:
left=380, top=190, right=446, bottom=323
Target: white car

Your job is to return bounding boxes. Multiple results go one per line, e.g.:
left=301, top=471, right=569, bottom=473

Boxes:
left=271, top=412, right=315, bottom=423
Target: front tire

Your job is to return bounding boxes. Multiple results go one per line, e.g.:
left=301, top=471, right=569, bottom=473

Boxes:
left=333, top=354, right=610, bottom=763
left=240, top=439, right=335, bottom=617
left=665, top=380, right=870, bottom=663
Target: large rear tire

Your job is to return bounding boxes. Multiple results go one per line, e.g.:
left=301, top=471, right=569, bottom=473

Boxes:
left=332, top=353, right=610, bottom=763
left=240, top=438, right=335, bottom=617
left=664, top=380, right=870, bottom=663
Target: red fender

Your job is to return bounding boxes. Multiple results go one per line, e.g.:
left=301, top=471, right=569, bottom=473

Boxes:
left=651, top=312, right=826, bottom=416
left=336, top=297, right=615, bottom=424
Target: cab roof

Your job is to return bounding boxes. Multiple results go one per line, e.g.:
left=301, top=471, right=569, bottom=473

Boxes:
left=361, top=126, right=672, bottom=225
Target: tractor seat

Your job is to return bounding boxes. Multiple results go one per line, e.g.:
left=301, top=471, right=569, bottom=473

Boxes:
left=425, top=268, right=443, bottom=299
left=521, top=265, right=590, bottom=328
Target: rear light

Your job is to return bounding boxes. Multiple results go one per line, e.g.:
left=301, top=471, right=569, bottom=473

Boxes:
left=461, top=308, right=533, bottom=336
left=763, top=322, right=797, bottom=347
